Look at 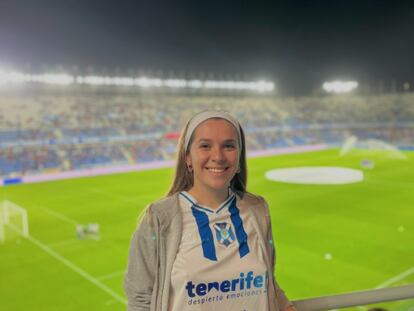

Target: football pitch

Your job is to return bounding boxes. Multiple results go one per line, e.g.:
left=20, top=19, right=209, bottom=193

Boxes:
left=1, top=148, right=413, bottom=311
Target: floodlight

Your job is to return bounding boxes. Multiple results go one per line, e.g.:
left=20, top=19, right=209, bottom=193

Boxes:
left=135, top=77, right=162, bottom=88
left=78, top=76, right=106, bottom=85
left=255, top=80, right=274, bottom=92
left=30, top=74, right=74, bottom=85
left=322, top=81, right=358, bottom=93
left=163, top=79, right=187, bottom=88
left=0, top=68, right=275, bottom=92
left=187, top=80, right=203, bottom=88
left=0, top=70, right=26, bottom=84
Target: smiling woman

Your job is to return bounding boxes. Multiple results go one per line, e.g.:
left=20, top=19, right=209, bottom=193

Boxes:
left=184, top=118, right=240, bottom=208
left=124, top=110, right=297, bottom=311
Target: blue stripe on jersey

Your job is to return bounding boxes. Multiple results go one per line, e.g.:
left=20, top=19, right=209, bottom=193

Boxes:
left=229, top=196, right=250, bottom=258
left=191, top=206, right=217, bottom=261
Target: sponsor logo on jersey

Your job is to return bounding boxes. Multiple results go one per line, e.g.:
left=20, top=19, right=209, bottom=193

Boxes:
left=185, top=270, right=269, bottom=298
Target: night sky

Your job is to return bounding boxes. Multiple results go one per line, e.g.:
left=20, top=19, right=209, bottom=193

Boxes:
left=1, top=0, right=414, bottom=94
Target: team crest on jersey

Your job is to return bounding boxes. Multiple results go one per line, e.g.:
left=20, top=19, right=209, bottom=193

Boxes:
left=214, top=222, right=235, bottom=247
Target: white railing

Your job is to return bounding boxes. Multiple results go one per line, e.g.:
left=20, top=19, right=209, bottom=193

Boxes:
left=293, top=284, right=414, bottom=311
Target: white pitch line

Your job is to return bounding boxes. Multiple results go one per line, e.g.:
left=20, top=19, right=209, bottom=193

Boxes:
left=48, top=238, right=79, bottom=248
left=97, top=270, right=126, bottom=281
left=376, top=267, right=414, bottom=289
left=8, top=225, right=126, bottom=305
left=38, top=206, right=79, bottom=225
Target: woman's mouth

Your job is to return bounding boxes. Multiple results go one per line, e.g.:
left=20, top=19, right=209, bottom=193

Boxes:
left=206, top=167, right=229, bottom=174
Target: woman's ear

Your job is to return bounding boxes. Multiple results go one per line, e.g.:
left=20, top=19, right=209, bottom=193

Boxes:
left=185, top=154, right=191, bottom=167
left=185, top=155, right=193, bottom=173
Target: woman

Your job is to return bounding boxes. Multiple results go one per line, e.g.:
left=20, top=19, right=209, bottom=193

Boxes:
left=124, top=110, right=296, bottom=311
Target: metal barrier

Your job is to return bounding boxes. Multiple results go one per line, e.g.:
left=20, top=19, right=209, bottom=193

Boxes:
left=292, top=284, right=414, bottom=311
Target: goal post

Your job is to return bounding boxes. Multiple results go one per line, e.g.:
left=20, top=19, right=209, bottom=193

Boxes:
left=0, top=200, right=29, bottom=243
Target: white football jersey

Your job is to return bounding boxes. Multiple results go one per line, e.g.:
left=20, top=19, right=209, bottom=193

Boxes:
left=168, top=190, right=269, bottom=311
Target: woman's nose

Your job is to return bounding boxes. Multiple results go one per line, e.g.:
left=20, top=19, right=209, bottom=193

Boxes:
left=211, top=147, right=225, bottom=161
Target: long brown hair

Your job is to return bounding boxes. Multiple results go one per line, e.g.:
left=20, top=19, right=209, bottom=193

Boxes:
left=166, top=117, right=248, bottom=198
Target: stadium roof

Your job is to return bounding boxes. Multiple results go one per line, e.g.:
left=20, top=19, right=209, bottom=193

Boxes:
left=0, top=0, right=413, bottom=95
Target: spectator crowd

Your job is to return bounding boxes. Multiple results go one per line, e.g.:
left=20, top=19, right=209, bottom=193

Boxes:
left=1, top=90, right=413, bottom=177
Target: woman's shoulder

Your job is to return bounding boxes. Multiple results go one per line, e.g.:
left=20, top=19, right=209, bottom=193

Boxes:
left=239, top=191, right=270, bottom=215
left=146, top=193, right=180, bottom=215
left=142, top=193, right=181, bottom=224
left=240, top=191, right=266, bottom=203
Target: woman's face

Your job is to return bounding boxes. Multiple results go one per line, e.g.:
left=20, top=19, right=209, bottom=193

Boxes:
left=186, top=118, right=239, bottom=195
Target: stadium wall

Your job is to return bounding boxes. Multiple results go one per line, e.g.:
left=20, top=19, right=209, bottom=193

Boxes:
left=0, top=144, right=328, bottom=186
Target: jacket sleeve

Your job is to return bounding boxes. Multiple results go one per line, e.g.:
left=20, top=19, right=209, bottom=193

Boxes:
left=261, top=196, right=294, bottom=311
left=124, top=207, right=157, bottom=311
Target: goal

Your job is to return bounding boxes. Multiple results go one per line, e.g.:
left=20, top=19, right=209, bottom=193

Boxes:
left=340, top=135, right=407, bottom=160
left=0, top=200, right=29, bottom=243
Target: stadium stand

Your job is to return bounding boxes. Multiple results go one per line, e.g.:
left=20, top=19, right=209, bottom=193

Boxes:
left=0, top=89, right=413, bottom=178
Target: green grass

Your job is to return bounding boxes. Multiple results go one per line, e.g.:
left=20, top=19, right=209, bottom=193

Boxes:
left=1, top=149, right=413, bottom=311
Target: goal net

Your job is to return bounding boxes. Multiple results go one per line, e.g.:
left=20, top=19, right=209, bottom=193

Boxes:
left=0, top=200, right=29, bottom=243
left=340, top=136, right=407, bottom=160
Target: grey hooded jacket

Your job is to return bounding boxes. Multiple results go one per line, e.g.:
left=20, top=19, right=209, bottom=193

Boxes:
left=124, top=191, right=292, bottom=311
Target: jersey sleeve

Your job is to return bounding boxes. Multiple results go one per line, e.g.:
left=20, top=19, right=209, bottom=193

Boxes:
left=124, top=205, right=158, bottom=311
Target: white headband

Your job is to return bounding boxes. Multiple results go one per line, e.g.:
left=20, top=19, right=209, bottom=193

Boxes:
left=184, top=110, right=242, bottom=153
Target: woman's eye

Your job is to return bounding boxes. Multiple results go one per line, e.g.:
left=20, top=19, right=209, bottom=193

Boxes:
left=200, top=144, right=210, bottom=148
left=225, top=144, right=236, bottom=148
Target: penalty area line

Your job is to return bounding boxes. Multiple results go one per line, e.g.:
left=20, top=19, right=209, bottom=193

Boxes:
left=97, top=269, right=126, bottom=281
left=38, top=206, right=79, bottom=226
left=8, top=226, right=126, bottom=305
left=376, top=267, right=414, bottom=289
left=48, top=238, right=80, bottom=248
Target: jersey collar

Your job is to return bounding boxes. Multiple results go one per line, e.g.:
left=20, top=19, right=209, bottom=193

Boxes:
left=179, top=189, right=236, bottom=214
